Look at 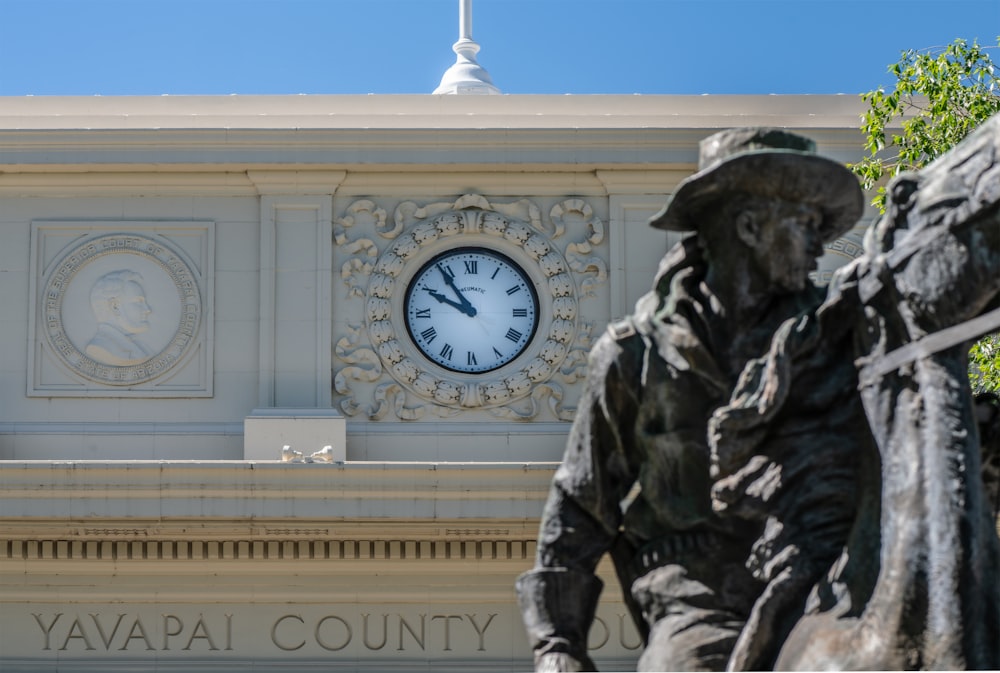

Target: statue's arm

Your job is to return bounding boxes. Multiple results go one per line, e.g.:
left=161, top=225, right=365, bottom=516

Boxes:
left=517, top=333, right=641, bottom=671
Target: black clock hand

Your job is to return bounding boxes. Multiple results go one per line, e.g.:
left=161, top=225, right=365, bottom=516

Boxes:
left=436, top=264, right=477, bottom=315
left=424, top=288, right=477, bottom=317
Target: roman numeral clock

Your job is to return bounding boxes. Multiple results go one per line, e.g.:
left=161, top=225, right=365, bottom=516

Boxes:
left=342, top=196, right=600, bottom=419
left=404, top=248, right=538, bottom=373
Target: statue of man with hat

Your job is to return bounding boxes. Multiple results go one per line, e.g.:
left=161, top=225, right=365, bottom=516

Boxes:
left=516, top=127, right=864, bottom=671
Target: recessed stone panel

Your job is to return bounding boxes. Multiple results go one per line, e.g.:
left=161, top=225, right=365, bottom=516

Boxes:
left=28, top=222, right=214, bottom=397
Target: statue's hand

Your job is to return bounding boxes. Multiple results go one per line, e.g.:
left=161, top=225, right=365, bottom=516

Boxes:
left=536, top=652, right=592, bottom=672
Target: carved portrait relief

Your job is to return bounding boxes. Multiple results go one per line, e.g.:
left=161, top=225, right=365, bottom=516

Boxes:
left=29, top=224, right=214, bottom=396
left=84, top=269, right=155, bottom=366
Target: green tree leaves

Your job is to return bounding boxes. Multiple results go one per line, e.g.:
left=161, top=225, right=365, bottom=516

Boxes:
left=852, top=38, right=1000, bottom=213
left=852, top=38, right=1000, bottom=393
left=971, top=334, right=1000, bottom=395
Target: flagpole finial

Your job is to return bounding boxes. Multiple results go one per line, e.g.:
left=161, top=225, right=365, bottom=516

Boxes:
left=433, top=0, right=501, bottom=95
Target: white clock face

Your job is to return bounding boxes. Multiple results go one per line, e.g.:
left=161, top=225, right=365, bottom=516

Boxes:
left=404, top=247, right=540, bottom=373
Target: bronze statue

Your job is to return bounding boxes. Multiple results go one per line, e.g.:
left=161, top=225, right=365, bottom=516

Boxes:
left=517, top=119, right=1000, bottom=671
left=712, top=115, right=1000, bottom=670
left=516, top=128, right=864, bottom=671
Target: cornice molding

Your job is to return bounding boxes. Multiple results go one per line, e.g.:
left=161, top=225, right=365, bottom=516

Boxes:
left=0, top=461, right=557, bottom=522
left=0, top=94, right=871, bottom=131
left=0, top=169, right=670, bottom=198
left=0, top=126, right=869, bottom=171
left=0, top=462, right=557, bottom=563
left=1, top=531, right=538, bottom=565
left=0, top=171, right=258, bottom=196
left=336, top=170, right=610, bottom=196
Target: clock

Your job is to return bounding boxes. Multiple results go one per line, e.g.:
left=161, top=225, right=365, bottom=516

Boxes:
left=404, top=247, right=539, bottom=373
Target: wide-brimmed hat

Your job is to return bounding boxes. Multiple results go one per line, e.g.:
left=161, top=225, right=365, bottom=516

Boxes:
left=649, top=127, right=863, bottom=242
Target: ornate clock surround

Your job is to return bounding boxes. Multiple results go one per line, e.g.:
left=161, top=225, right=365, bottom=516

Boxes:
left=334, top=194, right=607, bottom=421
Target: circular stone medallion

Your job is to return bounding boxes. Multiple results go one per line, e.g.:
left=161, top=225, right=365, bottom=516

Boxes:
left=42, top=234, right=202, bottom=386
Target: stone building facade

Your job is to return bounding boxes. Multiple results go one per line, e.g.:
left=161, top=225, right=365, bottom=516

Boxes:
left=0, top=94, right=874, bottom=671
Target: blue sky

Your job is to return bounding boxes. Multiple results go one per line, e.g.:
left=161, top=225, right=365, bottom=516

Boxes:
left=0, top=0, right=996, bottom=96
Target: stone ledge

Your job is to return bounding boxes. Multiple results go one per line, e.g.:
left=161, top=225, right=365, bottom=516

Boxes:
left=0, top=460, right=558, bottom=521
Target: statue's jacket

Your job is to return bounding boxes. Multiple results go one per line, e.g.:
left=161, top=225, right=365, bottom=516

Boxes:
left=516, top=237, right=872, bottom=669
left=518, top=240, right=779, bottom=667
